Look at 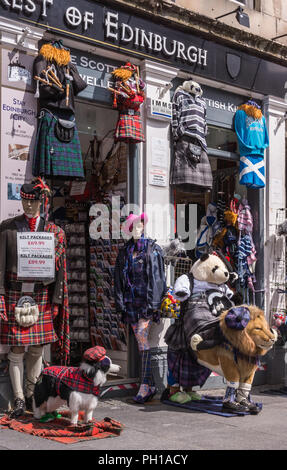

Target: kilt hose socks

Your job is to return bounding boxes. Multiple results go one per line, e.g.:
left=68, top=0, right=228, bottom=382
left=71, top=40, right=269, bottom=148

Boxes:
left=8, top=346, right=43, bottom=401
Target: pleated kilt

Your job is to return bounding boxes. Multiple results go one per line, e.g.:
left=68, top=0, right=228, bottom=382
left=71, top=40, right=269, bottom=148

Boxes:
left=170, top=136, right=213, bottom=191
left=32, top=108, right=85, bottom=179
left=0, top=273, right=58, bottom=346
left=167, top=349, right=211, bottom=388
left=115, top=113, right=145, bottom=143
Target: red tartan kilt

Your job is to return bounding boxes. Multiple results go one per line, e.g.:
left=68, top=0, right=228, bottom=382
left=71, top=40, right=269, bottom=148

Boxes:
left=115, top=114, right=145, bottom=143
left=0, top=281, right=58, bottom=346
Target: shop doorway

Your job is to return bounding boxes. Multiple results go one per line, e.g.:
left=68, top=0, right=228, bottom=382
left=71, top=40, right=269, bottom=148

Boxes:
left=49, top=100, right=135, bottom=385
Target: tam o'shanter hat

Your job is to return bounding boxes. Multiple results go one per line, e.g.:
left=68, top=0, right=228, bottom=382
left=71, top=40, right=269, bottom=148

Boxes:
left=83, top=346, right=107, bottom=364
left=122, top=212, right=149, bottom=235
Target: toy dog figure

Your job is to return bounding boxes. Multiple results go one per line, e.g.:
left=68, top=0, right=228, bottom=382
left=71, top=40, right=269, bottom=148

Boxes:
left=33, top=346, right=120, bottom=425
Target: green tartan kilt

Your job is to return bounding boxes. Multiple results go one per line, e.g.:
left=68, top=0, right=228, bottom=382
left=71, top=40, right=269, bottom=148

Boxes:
left=32, top=109, right=85, bottom=179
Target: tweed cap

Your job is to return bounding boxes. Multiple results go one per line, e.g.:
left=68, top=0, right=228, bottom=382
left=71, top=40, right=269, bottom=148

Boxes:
left=83, top=346, right=106, bottom=363
left=225, top=307, right=250, bottom=330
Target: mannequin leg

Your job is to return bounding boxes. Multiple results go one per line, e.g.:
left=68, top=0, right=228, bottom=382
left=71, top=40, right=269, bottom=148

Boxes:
left=8, top=347, right=25, bottom=417
left=131, top=318, right=156, bottom=402
left=25, top=345, right=44, bottom=411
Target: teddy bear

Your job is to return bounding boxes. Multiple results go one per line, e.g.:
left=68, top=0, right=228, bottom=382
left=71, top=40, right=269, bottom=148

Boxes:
left=163, top=250, right=243, bottom=402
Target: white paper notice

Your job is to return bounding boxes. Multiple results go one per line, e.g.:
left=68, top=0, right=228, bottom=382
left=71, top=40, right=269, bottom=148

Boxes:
left=271, top=178, right=283, bottom=207
left=149, top=168, right=167, bottom=187
left=17, top=232, right=55, bottom=280
left=151, top=137, right=168, bottom=168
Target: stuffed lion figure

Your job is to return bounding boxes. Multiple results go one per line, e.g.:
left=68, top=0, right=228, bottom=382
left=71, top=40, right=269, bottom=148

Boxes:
left=195, top=305, right=277, bottom=414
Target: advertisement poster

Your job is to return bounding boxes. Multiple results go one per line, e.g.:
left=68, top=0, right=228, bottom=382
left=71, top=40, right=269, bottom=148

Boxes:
left=17, top=232, right=55, bottom=280
left=1, top=87, right=37, bottom=221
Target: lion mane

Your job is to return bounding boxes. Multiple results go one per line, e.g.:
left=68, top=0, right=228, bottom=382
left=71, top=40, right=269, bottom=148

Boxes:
left=219, top=305, right=273, bottom=358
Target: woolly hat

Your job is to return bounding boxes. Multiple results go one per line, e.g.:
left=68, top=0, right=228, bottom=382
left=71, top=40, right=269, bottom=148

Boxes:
left=122, top=212, right=148, bottom=235
left=83, top=346, right=106, bottom=364
left=225, top=306, right=250, bottom=330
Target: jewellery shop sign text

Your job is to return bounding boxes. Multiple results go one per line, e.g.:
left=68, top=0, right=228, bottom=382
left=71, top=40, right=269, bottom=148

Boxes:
left=0, top=0, right=208, bottom=70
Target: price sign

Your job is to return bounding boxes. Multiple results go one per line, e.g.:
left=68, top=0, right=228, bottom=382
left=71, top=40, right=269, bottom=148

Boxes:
left=17, top=232, right=55, bottom=280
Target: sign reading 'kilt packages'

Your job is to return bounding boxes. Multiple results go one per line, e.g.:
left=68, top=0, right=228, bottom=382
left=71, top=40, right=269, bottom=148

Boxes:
left=0, top=0, right=287, bottom=98
left=17, top=232, right=55, bottom=280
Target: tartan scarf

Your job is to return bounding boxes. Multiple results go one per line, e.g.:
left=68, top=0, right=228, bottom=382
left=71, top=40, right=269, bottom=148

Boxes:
left=124, top=234, right=149, bottom=296
left=45, top=222, right=70, bottom=365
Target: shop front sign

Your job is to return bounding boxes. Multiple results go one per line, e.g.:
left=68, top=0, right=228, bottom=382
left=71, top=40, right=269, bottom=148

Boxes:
left=0, top=0, right=287, bottom=98
left=147, top=98, right=172, bottom=120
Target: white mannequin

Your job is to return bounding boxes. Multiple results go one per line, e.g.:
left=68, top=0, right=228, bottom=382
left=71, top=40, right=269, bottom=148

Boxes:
left=8, top=196, right=43, bottom=417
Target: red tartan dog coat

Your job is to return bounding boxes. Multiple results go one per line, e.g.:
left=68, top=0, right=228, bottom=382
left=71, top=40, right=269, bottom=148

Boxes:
left=42, top=366, right=100, bottom=396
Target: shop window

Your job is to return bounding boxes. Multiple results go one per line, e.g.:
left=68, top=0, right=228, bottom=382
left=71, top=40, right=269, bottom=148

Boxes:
left=206, top=125, right=239, bottom=155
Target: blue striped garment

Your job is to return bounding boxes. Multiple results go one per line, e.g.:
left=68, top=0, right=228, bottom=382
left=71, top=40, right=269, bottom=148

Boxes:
left=172, top=89, right=207, bottom=149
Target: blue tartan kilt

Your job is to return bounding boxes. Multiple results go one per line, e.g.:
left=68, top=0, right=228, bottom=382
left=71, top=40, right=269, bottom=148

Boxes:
left=32, top=108, right=85, bottom=179
left=167, top=349, right=211, bottom=388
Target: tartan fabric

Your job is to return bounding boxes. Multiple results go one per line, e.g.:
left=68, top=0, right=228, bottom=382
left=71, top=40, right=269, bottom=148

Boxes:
left=45, top=223, right=70, bottom=365
left=170, top=139, right=213, bottom=191
left=0, top=413, right=123, bottom=444
left=0, top=295, right=7, bottom=322
left=42, top=366, right=100, bottom=396
left=123, top=249, right=148, bottom=323
left=0, top=273, right=58, bottom=346
left=32, top=109, right=85, bottom=179
left=83, top=346, right=106, bottom=363
left=0, top=222, right=70, bottom=363
left=167, top=349, right=211, bottom=388
left=115, top=114, right=145, bottom=143
left=20, top=191, right=38, bottom=200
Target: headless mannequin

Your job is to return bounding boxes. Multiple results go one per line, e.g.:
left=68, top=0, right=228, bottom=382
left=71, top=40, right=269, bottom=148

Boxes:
left=8, top=198, right=43, bottom=415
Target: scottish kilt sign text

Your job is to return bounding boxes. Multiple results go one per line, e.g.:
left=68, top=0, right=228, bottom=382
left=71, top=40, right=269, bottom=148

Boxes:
left=17, top=232, right=55, bottom=280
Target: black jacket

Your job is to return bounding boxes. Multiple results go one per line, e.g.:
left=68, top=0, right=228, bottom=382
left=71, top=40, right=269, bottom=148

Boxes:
left=33, top=56, right=87, bottom=114
left=114, top=239, right=166, bottom=315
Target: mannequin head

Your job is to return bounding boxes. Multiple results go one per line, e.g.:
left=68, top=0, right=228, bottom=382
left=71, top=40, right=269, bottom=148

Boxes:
left=20, top=178, right=50, bottom=219
left=21, top=199, right=41, bottom=218
left=123, top=212, right=149, bottom=240
left=131, top=220, right=144, bottom=240
left=182, top=80, right=203, bottom=97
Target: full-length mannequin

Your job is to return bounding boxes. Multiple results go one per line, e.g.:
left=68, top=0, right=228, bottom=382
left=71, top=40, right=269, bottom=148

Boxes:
left=0, top=178, right=69, bottom=417
left=114, top=213, right=166, bottom=403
